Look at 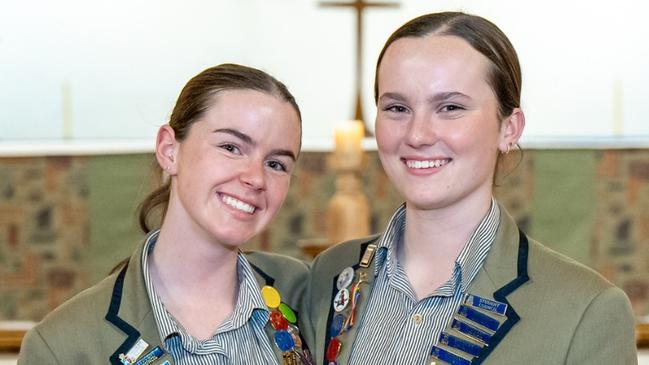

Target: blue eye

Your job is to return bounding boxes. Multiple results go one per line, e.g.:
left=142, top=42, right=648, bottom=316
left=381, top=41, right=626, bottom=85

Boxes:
left=440, top=104, right=465, bottom=112
left=266, top=160, right=288, bottom=172
left=385, top=105, right=408, bottom=113
left=219, top=143, right=241, bottom=154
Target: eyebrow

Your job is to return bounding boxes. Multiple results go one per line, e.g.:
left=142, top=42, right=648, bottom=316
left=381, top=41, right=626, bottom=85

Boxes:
left=427, top=91, right=470, bottom=103
left=378, top=91, right=470, bottom=103
left=378, top=92, right=407, bottom=103
left=213, top=128, right=296, bottom=161
left=270, top=149, right=297, bottom=162
left=213, top=128, right=254, bottom=145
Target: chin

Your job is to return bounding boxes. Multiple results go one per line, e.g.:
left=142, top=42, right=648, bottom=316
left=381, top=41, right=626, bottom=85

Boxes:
left=210, top=230, right=255, bottom=249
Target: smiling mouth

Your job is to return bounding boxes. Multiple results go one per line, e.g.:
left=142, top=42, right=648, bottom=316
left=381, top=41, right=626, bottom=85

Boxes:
left=221, top=194, right=256, bottom=214
left=404, top=159, right=451, bottom=169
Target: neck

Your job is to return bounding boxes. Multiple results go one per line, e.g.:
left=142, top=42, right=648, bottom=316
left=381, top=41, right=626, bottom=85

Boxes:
left=402, top=194, right=493, bottom=260
left=397, top=195, right=492, bottom=299
left=149, top=217, right=240, bottom=304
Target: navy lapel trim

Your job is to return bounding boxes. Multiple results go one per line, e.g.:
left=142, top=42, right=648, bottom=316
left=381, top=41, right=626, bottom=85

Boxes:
left=106, top=263, right=143, bottom=365
left=249, top=262, right=276, bottom=286
left=473, top=229, right=529, bottom=365
left=321, top=240, right=372, bottom=364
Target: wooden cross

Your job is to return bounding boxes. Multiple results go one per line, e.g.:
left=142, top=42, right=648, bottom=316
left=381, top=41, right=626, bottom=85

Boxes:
left=320, top=0, right=399, bottom=136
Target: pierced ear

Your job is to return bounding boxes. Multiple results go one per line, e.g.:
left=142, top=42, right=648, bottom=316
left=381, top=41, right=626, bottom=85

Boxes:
left=499, top=108, right=525, bottom=153
left=155, top=125, right=178, bottom=175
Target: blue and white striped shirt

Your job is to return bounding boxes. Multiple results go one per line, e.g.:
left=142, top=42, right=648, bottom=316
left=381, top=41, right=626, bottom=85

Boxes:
left=142, top=232, right=279, bottom=365
left=348, top=199, right=500, bottom=365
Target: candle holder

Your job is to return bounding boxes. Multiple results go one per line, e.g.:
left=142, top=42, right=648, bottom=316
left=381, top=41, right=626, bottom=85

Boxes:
left=325, top=148, right=370, bottom=245
left=298, top=120, right=371, bottom=259
left=326, top=120, right=370, bottom=245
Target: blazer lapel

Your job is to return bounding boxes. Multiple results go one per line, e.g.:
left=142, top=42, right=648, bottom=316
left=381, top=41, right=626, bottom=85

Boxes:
left=249, top=260, right=313, bottom=364
left=465, top=208, right=530, bottom=365
left=323, top=239, right=379, bottom=364
left=249, top=262, right=285, bottom=361
left=106, top=235, right=173, bottom=365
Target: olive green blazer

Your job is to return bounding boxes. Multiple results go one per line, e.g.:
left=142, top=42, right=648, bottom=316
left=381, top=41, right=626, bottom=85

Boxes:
left=18, top=237, right=310, bottom=365
left=303, top=206, right=637, bottom=364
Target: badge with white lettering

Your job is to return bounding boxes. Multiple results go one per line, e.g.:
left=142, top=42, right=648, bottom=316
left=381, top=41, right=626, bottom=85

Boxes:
left=438, top=332, right=483, bottom=357
left=451, top=318, right=493, bottom=344
left=133, top=346, right=164, bottom=365
left=463, top=294, right=507, bottom=316
left=457, top=305, right=501, bottom=331
left=430, top=346, right=471, bottom=365
left=119, top=338, right=148, bottom=365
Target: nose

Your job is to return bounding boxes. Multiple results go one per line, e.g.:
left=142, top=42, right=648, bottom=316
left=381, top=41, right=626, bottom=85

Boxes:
left=239, top=160, right=266, bottom=191
left=405, top=111, right=437, bottom=148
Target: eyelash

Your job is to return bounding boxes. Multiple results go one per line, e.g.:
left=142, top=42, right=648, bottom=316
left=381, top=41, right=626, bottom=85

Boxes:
left=384, top=105, right=409, bottom=113
left=266, top=160, right=288, bottom=172
left=439, top=104, right=465, bottom=112
left=219, top=143, right=241, bottom=154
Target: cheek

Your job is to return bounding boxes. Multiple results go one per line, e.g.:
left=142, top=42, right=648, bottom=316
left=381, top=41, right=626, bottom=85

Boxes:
left=449, top=122, right=500, bottom=153
left=375, top=120, right=399, bottom=151
left=268, top=177, right=292, bottom=204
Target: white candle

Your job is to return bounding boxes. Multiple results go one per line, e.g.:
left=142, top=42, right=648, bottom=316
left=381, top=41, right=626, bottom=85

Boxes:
left=334, top=120, right=364, bottom=156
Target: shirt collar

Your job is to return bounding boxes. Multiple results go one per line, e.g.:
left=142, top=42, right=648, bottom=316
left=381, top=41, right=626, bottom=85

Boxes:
left=141, top=230, right=269, bottom=349
left=374, top=198, right=500, bottom=293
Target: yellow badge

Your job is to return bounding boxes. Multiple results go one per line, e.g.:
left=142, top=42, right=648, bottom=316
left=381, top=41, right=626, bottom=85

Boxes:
left=261, top=285, right=281, bottom=308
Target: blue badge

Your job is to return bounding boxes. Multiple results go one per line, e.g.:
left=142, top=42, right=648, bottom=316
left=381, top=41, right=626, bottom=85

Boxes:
left=133, top=346, right=164, bottom=365
left=274, top=330, right=295, bottom=352
left=430, top=346, right=471, bottom=365
left=457, top=305, right=501, bottom=331
left=451, top=318, right=493, bottom=344
left=330, top=313, right=345, bottom=338
left=438, top=332, right=483, bottom=357
left=464, top=294, right=507, bottom=316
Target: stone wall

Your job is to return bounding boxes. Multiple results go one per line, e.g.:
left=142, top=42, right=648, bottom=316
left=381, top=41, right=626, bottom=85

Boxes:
left=1, top=150, right=648, bottom=321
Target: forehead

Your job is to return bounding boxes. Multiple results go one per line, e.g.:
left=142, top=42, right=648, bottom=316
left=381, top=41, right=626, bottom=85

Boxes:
left=378, top=34, right=493, bottom=95
left=194, top=89, right=301, bottom=143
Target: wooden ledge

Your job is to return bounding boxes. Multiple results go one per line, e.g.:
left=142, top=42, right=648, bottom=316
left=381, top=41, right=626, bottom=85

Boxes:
left=0, top=329, right=25, bottom=352
left=637, top=323, right=649, bottom=348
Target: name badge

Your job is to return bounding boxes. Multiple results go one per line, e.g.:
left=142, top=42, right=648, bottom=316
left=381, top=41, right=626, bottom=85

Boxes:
left=134, top=346, right=164, bottom=365
left=457, top=305, right=501, bottom=331
left=438, top=332, right=483, bottom=357
left=119, top=338, right=148, bottom=365
left=430, top=346, right=471, bottom=365
left=463, top=294, right=507, bottom=316
left=451, top=318, right=493, bottom=344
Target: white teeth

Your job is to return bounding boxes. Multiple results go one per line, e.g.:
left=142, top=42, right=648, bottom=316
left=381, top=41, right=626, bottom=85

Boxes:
left=222, top=195, right=255, bottom=214
left=406, top=159, right=449, bottom=169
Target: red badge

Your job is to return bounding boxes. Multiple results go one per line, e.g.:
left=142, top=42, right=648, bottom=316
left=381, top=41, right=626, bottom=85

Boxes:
left=270, top=310, right=289, bottom=330
left=326, top=337, right=342, bottom=361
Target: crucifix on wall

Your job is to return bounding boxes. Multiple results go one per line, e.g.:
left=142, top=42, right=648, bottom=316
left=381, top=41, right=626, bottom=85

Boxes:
left=319, top=0, right=399, bottom=136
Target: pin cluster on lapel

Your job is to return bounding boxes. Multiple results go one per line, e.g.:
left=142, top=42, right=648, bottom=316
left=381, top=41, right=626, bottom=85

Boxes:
left=429, top=294, right=508, bottom=365
left=119, top=341, right=168, bottom=365
left=326, top=243, right=376, bottom=365
left=261, top=285, right=314, bottom=365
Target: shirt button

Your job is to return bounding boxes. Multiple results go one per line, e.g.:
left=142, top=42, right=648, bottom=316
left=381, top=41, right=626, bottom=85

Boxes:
left=412, top=313, right=423, bottom=325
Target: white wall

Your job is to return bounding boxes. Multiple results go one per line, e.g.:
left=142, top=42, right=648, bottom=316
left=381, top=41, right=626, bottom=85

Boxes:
left=1, top=0, right=648, bottom=143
